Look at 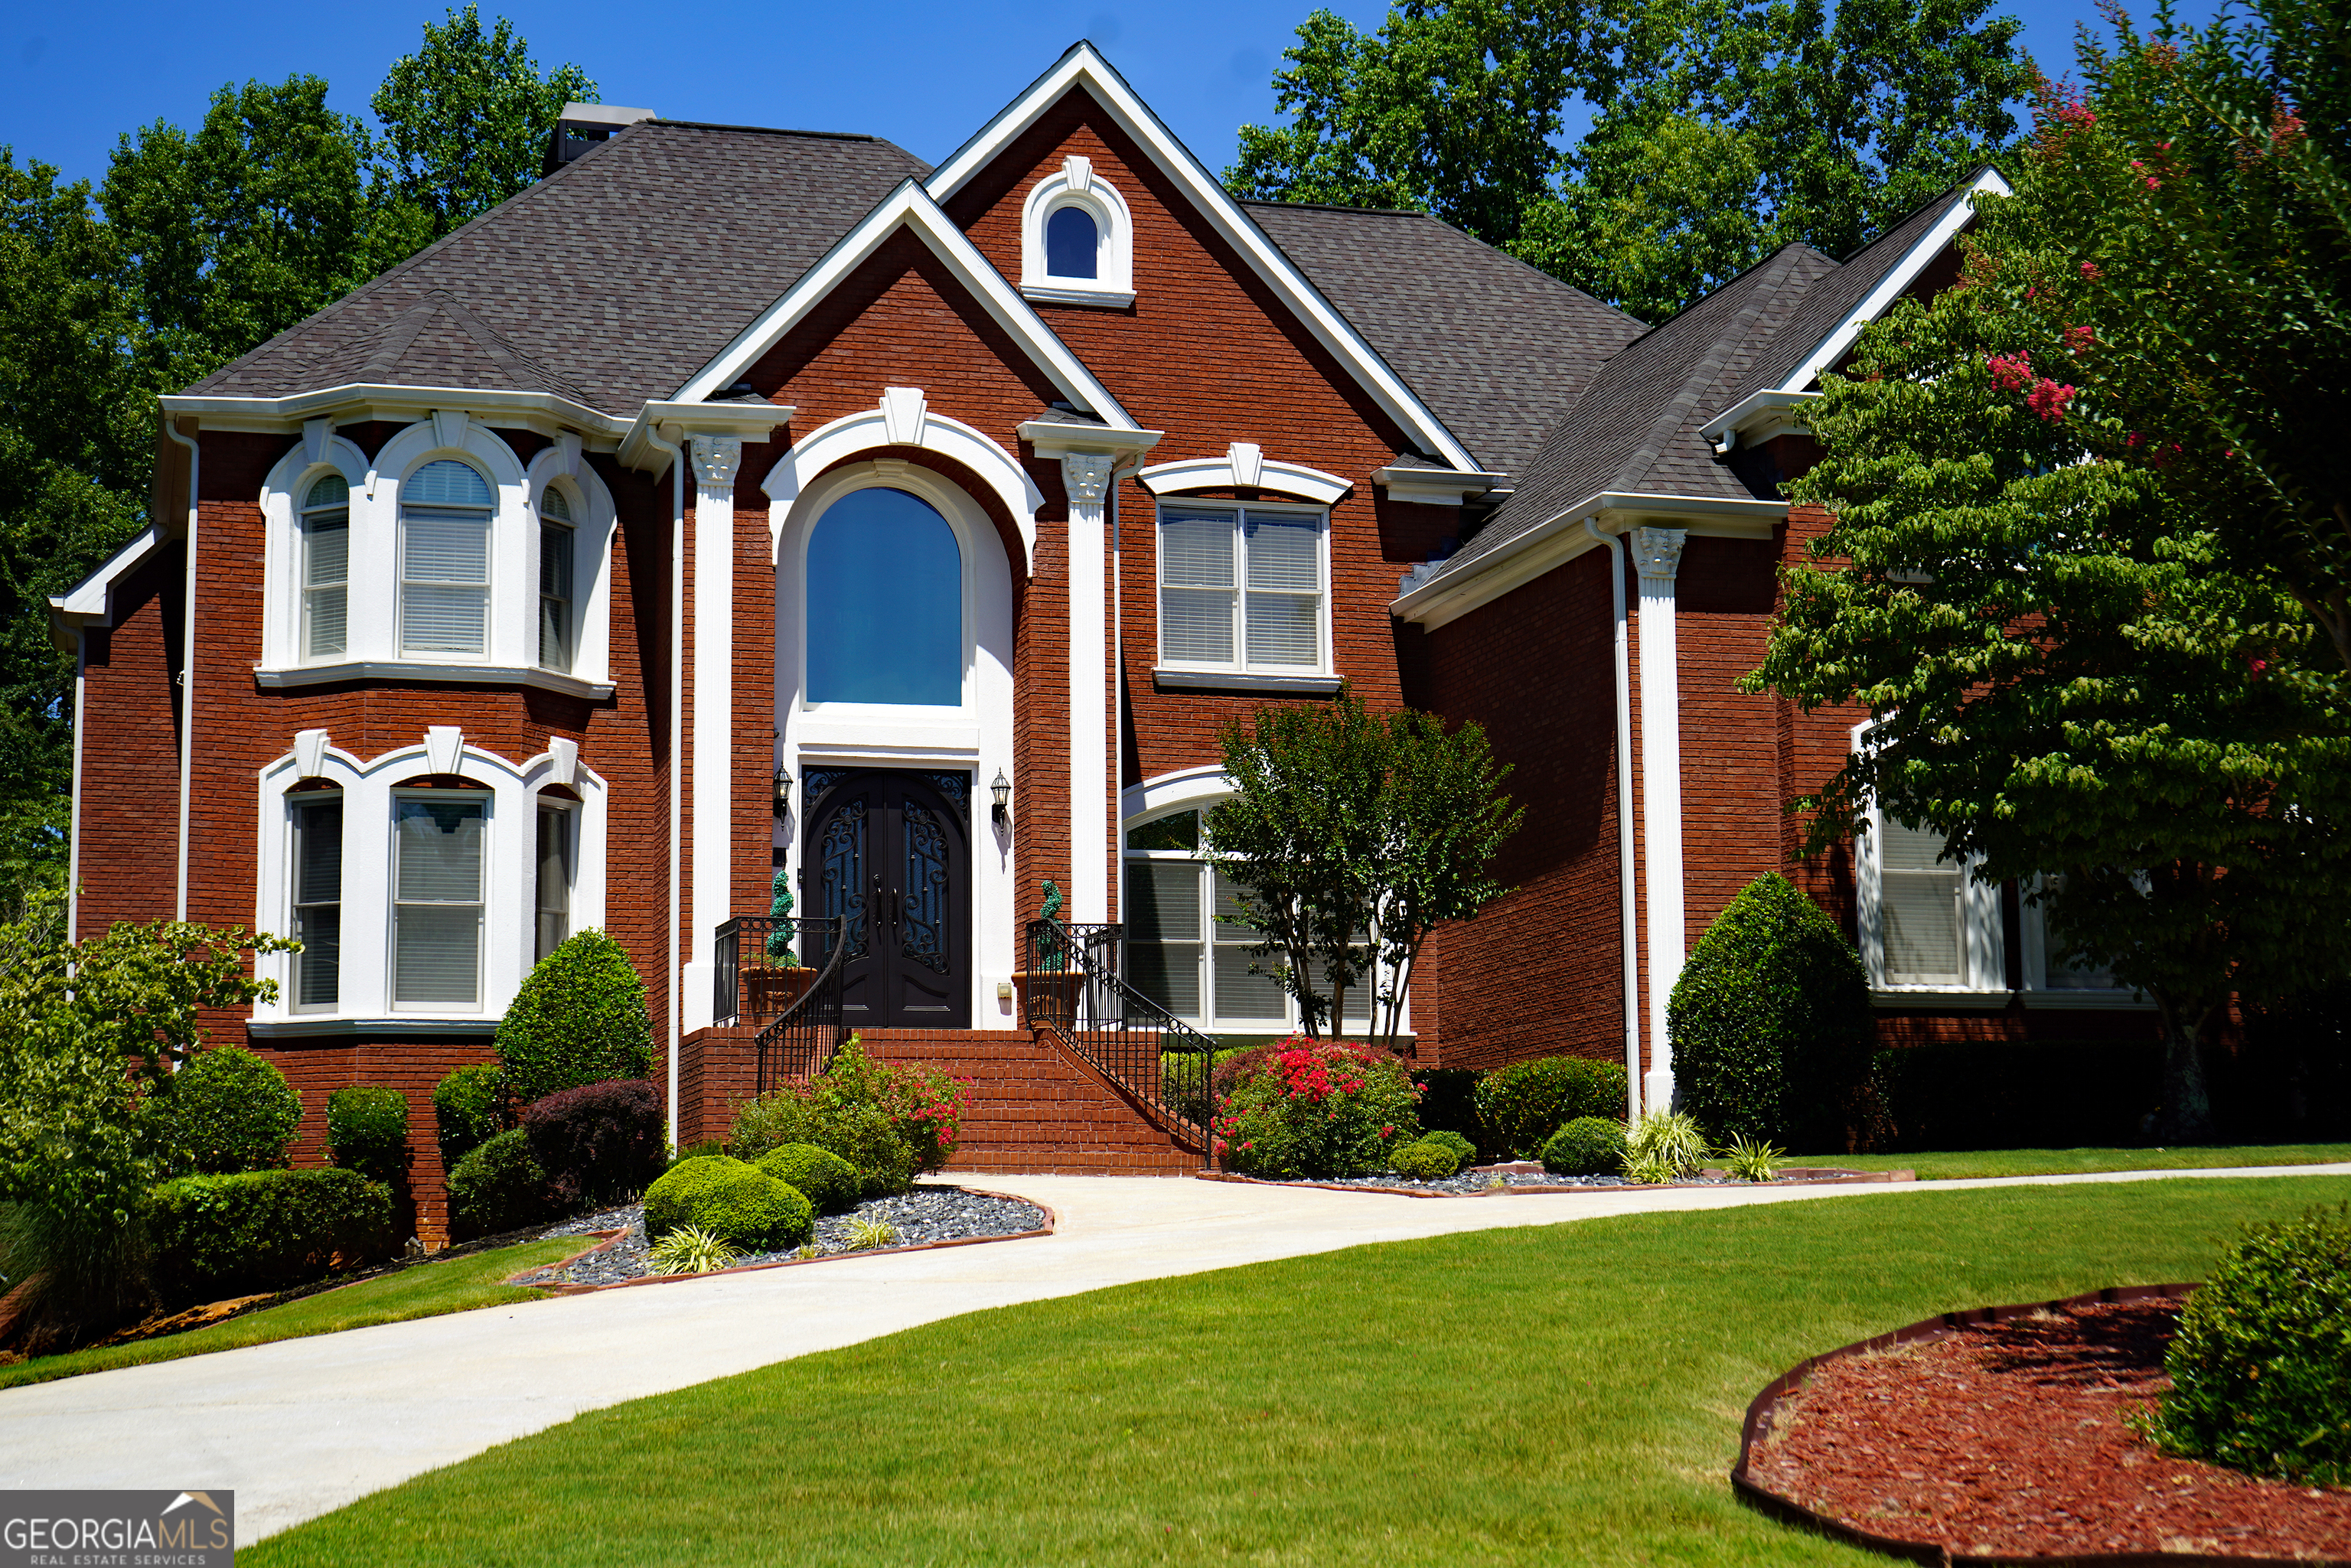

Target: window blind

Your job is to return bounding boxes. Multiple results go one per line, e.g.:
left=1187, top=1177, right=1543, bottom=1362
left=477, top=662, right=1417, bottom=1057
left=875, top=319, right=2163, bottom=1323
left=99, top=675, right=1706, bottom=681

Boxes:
left=393, top=797, right=484, bottom=1006
left=401, top=506, right=490, bottom=654
left=1880, top=817, right=1964, bottom=983
left=539, top=521, right=574, bottom=672
left=303, top=513, right=348, bottom=660
left=1125, top=859, right=1202, bottom=1016
left=290, top=796, right=341, bottom=1009
left=1211, top=869, right=1286, bottom=1021
left=1159, top=504, right=1322, bottom=673
left=536, top=804, right=572, bottom=962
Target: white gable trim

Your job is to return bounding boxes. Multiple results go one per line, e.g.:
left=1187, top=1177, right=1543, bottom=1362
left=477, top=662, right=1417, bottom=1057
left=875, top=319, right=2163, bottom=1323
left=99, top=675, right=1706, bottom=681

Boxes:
left=1772, top=169, right=2010, bottom=396
left=669, top=180, right=1140, bottom=432
left=760, top=403, right=1047, bottom=575
left=47, top=525, right=172, bottom=649
left=925, top=44, right=1482, bottom=474
left=1138, top=452, right=1351, bottom=505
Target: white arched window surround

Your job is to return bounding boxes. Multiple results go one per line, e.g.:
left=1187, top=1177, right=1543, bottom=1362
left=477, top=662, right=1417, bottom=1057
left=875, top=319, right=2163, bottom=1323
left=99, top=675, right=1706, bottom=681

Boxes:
left=1020, top=155, right=1135, bottom=308
left=253, top=416, right=617, bottom=700
left=248, top=737, right=608, bottom=1035
left=1849, top=718, right=2007, bottom=1006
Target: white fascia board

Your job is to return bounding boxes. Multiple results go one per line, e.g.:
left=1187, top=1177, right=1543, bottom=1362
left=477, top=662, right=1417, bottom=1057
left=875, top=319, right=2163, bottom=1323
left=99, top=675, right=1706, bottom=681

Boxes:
left=924, top=44, right=1482, bottom=474
left=1698, top=390, right=1821, bottom=453
left=158, top=384, right=631, bottom=444
left=1391, top=492, right=1787, bottom=630
left=1138, top=455, right=1352, bottom=504
left=47, top=523, right=171, bottom=649
left=1016, top=418, right=1162, bottom=456
left=1372, top=465, right=1503, bottom=505
left=667, top=180, right=1140, bottom=435
left=618, top=398, right=798, bottom=474
left=1773, top=168, right=2010, bottom=395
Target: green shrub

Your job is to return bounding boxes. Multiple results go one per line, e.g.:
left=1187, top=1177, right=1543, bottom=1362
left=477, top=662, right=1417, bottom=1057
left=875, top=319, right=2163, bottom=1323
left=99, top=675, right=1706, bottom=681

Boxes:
left=1719, top=1133, right=1785, bottom=1183
left=1213, top=1038, right=1420, bottom=1179
left=641, top=1156, right=813, bottom=1250
left=1410, top=1068, right=1485, bottom=1156
left=142, top=1169, right=396, bottom=1308
left=327, top=1086, right=410, bottom=1185
left=0, top=1201, right=152, bottom=1356
left=1541, top=1117, right=1628, bottom=1176
left=804, top=1037, right=969, bottom=1175
left=2138, top=1205, right=2351, bottom=1485
left=727, top=1051, right=923, bottom=1199
left=445, top=1128, right=555, bottom=1239
left=433, top=1063, right=504, bottom=1169
left=148, top=1045, right=302, bottom=1175
left=1390, top=1140, right=1459, bottom=1180
left=1474, top=1056, right=1628, bottom=1159
left=1670, top=872, right=1872, bottom=1148
left=647, top=1226, right=740, bottom=1276
left=495, top=930, right=654, bottom=1106
left=520, top=1079, right=663, bottom=1208
left=752, top=1143, right=859, bottom=1214
left=1417, top=1129, right=1479, bottom=1169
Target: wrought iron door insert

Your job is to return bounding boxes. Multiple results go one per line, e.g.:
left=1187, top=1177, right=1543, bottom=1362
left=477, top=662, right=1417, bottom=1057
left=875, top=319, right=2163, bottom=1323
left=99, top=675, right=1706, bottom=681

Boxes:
left=800, top=769, right=971, bottom=1028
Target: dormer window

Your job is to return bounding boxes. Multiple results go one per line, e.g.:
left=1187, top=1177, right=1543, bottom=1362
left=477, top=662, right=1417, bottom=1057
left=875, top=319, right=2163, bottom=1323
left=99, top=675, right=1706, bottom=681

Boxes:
left=400, top=458, right=494, bottom=657
left=1045, top=206, right=1098, bottom=279
left=301, top=474, right=350, bottom=660
left=1021, top=155, right=1133, bottom=307
left=539, top=486, right=576, bottom=673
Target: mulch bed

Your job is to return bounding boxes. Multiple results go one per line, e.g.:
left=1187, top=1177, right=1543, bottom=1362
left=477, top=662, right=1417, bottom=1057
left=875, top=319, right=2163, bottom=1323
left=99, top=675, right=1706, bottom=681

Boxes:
left=1746, top=1297, right=2351, bottom=1563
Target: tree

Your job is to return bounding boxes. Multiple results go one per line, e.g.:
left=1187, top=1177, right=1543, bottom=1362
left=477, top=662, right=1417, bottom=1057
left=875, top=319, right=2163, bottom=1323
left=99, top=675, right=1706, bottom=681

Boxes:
left=370, top=4, right=597, bottom=240
left=1744, top=136, right=2351, bottom=1138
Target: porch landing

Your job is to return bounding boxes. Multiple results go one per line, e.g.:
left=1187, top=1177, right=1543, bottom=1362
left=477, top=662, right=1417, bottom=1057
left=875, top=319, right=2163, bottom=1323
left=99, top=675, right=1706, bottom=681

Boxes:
left=674, top=1025, right=1203, bottom=1175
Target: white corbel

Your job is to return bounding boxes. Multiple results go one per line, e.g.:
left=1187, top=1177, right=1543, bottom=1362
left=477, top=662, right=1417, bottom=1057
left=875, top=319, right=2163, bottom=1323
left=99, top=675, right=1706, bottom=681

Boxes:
left=559, top=431, right=584, bottom=478
left=430, top=409, right=470, bottom=451
left=424, top=725, right=465, bottom=775
left=1062, top=154, right=1093, bottom=194
left=547, top=735, right=579, bottom=789
left=302, top=419, right=331, bottom=470
left=292, top=729, right=330, bottom=779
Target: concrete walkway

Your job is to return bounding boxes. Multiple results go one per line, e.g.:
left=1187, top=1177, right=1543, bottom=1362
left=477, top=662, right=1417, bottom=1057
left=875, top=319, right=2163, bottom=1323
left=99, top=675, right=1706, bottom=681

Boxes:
left=4, top=1162, right=2345, bottom=1545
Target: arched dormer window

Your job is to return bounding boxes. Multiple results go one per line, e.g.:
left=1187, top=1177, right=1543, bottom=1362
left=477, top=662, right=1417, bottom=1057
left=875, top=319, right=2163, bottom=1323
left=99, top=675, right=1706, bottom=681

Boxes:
left=539, top=485, right=576, bottom=673
left=400, top=458, right=494, bottom=657
left=301, top=474, right=350, bottom=661
left=1020, top=155, right=1133, bottom=308
left=1045, top=206, right=1098, bottom=279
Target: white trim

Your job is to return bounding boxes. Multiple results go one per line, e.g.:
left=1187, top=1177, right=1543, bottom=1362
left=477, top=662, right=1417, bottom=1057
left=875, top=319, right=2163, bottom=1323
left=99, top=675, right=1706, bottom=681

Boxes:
left=1850, top=718, right=2007, bottom=998
left=925, top=44, right=1479, bottom=473
left=1632, top=527, right=1685, bottom=1113
left=253, top=663, right=615, bottom=699
left=1151, top=669, right=1345, bottom=695
left=668, top=181, right=1141, bottom=432
left=763, top=403, right=1048, bottom=575
left=683, top=435, right=743, bottom=1032
left=1021, top=155, right=1134, bottom=308
left=1372, top=465, right=1502, bottom=507
left=1153, top=497, right=1332, bottom=680
left=1870, top=988, right=2017, bottom=1011
left=616, top=398, right=794, bottom=478
left=47, top=523, right=171, bottom=648
left=159, top=385, right=631, bottom=444
left=1065, top=455, right=1114, bottom=925
left=523, top=450, right=616, bottom=686
left=1698, top=390, right=1820, bottom=454
left=1139, top=452, right=1352, bottom=505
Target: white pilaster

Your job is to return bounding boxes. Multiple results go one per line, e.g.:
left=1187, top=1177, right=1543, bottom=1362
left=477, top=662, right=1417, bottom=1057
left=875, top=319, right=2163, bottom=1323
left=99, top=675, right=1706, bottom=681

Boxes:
left=1632, top=526, right=1687, bottom=1115
left=1064, top=453, right=1115, bottom=924
left=684, top=432, right=742, bottom=1032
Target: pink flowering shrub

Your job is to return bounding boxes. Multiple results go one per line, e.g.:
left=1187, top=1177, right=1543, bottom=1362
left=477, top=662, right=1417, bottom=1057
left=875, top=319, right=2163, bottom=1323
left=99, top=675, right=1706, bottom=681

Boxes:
left=1987, top=351, right=2034, bottom=391
left=1211, top=1036, right=1420, bottom=1178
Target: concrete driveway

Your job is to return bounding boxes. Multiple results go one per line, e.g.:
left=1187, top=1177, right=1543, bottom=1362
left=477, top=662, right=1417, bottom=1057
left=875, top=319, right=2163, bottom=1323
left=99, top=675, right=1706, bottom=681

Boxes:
left=4, top=1162, right=2344, bottom=1546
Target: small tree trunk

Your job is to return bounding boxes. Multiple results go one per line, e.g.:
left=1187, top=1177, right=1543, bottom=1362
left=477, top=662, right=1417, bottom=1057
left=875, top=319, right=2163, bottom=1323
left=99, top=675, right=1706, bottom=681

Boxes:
left=2156, top=993, right=2216, bottom=1142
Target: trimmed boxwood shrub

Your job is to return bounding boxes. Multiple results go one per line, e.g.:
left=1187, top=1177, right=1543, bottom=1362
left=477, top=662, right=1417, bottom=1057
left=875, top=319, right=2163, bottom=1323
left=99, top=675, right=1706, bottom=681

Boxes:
left=2139, top=1205, right=2351, bottom=1484
left=1417, top=1129, right=1478, bottom=1169
left=1474, top=1056, right=1629, bottom=1159
left=1390, top=1140, right=1459, bottom=1180
left=1541, top=1117, right=1629, bottom=1177
left=327, top=1086, right=410, bottom=1185
left=1670, top=872, right=1872, bottom=1149
left=433, top=1063, right=504, bottom=1168
left=143, top=1169, right=396, bottom=1307
left=520, top=1079, right=663, bottom=1208
left=1213, top=1038, right=1420, bottom=1179
left=148, top=1045, right=302, bottom=1175
left=752, top=1143, right=859, bottom=1214
left=641, top=1156, right=813, bottom=1250
left=445, top=1128, right=555, bottom=1238
left=495, top=931, right=654, bottom=1106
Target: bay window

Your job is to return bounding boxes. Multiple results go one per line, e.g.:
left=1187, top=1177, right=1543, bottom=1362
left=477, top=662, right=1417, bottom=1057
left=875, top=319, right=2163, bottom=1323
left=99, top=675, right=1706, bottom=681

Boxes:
left=1158, top=504, right=1326, bottom=674
left=289, top=792, right=342, bottom=1009
left=392, top=791, right=487, bottom=1008
left=399, top=459, right=494, bottom=657
left=540, top=487, right=576, bottom=672
left=535, top=799, right=574, bottom=961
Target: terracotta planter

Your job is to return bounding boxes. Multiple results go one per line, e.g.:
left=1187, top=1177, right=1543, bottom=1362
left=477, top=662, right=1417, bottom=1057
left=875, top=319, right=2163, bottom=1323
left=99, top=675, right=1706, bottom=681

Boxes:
left=745, top=967, right=816, bottom=1015
left=1013, top=971, right=1080, bottom=1028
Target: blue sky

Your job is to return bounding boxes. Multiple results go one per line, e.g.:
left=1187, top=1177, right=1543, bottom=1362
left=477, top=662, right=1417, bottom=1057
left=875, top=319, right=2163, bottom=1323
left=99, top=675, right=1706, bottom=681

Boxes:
left=6, top=0, right=2180, bottom=193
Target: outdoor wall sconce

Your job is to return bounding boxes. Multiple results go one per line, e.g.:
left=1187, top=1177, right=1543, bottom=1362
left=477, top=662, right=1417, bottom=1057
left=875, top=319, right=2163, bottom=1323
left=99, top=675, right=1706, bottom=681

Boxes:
left=990, top=768, right=1012, bottom=828
left=771, top=768, right=793, bottom=820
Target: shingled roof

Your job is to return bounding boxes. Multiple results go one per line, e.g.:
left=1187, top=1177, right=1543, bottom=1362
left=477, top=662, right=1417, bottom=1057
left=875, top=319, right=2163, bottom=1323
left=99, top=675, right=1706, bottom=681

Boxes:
left=1244, top=202, right=1645, bottom=480
left=186, top=122, right=930, bottom=416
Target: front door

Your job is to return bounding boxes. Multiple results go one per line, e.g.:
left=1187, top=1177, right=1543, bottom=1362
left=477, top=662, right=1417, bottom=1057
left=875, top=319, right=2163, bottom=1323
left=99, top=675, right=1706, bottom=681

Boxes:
left=801, top=769, right=973, bottom=1028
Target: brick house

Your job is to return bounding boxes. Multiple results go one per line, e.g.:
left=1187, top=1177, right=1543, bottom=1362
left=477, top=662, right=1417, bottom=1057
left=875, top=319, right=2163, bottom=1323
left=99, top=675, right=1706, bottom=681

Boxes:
left=53, top=44, right=2154, bottom=1231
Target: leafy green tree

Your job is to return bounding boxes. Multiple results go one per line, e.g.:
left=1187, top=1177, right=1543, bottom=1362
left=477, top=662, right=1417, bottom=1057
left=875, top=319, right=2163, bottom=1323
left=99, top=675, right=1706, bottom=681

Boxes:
left=370, top=4, right=597, bottom=240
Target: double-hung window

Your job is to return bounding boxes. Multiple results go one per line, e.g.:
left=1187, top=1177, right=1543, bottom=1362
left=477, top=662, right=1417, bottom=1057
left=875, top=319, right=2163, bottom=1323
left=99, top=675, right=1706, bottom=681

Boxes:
left=1876, top=817, right=1968, bottom=986
left=400, top=459, right=494, bottom=657
left=1158, top=504, right=1325, bottom=673
left=301, top=475, right=350, bottom=660
left=539, top=487, right=576, bottom=673
left=535, top=799, right=574, bottom=962
left=391, top=791, right=487, bottom=1008
left=289, top=792, right=342, bottom=1009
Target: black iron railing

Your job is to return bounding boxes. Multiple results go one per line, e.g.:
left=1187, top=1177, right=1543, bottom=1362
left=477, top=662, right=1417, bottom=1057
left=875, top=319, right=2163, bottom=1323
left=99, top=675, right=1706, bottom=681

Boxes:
left=714, top=916, right=841, bottom=1028
left=755, top=915, right=849, bottom=1095
left=1024, top=918, right=1218, bottom=1161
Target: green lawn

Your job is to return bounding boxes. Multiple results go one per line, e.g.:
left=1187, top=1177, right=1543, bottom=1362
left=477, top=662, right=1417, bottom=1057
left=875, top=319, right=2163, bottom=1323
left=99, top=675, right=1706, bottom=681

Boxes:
left=249, top=1173, right=2349, bottom=1566
left=1789, top=1142, right=2351, bottom=1180
left=0, top=1237, right=582, bottom=1391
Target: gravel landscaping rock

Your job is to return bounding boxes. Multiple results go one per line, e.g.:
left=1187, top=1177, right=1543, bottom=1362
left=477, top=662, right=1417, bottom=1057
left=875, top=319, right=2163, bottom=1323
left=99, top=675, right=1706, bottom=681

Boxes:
left=527, top=1185, right=1049, bottom=1287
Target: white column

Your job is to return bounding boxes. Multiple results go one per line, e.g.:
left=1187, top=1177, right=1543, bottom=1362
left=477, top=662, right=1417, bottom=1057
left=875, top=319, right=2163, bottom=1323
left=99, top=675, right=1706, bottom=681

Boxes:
left=1064, top=453, right=1115, bottom=925
left=683, top=433, right=742, bottom=1033
left=1632, top=526, right=1687, bottom=1115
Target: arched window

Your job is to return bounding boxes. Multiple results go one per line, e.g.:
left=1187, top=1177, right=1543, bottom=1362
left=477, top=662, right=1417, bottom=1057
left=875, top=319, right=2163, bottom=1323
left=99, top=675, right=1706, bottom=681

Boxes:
left=400, top=458, right=494, bottom=656
left=806, top=487, right=962, bottom=706
left=1045, top=205, right=1098, bottom=280
left=301, top=474, right=350, bottom=660
left=539, top=486, right=575, bottom=672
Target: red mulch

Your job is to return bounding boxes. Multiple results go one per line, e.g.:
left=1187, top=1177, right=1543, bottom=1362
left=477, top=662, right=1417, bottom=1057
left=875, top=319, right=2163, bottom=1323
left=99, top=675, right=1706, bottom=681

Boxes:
left=1749, top=1300, right=2351, bottom=1562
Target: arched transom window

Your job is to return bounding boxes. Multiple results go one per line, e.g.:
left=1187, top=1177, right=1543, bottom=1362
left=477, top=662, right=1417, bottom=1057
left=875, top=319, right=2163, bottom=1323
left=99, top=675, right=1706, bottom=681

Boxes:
left=806, top=487, right=963, bottom=706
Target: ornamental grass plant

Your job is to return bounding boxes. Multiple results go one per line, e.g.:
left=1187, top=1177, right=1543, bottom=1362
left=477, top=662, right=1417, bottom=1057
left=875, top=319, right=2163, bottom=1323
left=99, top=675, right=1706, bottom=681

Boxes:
left=1211, top=1037, right=1419, bottom=1179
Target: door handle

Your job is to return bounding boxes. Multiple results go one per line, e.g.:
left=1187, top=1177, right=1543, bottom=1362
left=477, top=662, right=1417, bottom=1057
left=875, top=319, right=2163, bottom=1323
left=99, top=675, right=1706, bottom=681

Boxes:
left=892, top=887, right=903, bottom=925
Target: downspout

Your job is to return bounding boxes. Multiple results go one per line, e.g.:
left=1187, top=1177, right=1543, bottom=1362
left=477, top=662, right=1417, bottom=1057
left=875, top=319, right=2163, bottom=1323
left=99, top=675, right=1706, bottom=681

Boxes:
left=644, top=425, right=686, bottom=1148
left=67, top=636, right=85, bottom=942
left=164, top=417, right=200, bottom=922
left=1586, top=518, right=1642, bottom=1125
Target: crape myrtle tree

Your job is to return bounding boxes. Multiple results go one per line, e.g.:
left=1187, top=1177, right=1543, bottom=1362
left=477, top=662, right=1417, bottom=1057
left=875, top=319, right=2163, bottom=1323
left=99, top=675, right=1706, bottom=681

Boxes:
left=1208, top=686, right=1521, bottom=1050
left=1745, top=34, right=2351, bottom=1138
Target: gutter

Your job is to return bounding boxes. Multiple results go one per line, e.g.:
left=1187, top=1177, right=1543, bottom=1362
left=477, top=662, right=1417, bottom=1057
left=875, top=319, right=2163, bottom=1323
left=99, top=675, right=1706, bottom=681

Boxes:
left=1586, top=520, right=1642, bottom=1122
left=164, top=417, right=200, bottom=922
left=642, top=425, right=687, bottom=1148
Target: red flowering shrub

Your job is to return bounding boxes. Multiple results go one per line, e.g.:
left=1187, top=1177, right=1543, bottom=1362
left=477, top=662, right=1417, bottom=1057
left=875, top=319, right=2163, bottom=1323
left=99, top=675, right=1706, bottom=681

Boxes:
left=1211, top=1036, right=1420, bottom=1179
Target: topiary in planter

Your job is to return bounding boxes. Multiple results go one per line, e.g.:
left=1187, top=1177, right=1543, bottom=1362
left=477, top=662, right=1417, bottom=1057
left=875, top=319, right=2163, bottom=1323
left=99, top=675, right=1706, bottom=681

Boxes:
left=520, top=1079, right=664, bottom=1208
left=641, top=1156, right=813, bottom=1250
left=1669, top=872, right=1872, bottom=1149
left=148, top=1044, right=302, bottom=1175
left=1417, top=1129, right=1479, bottom=1169
left=2138, top=1205, right=2351, bottom=1485
left=753, top=1143, right=859, bottom=1214
left=495, top=931, right=654, bottom=1106
left=433, top=1062, right=504, bottom=1169
left=327, top=1086, right=411, bottom=1185
left=445, top=1128, right=556, bottom=1238
left=1390, top=1140, right=1459, bottom=1180
left=1474, top=1056, right=1629, bottom=1159
left=1541, top=1117, right=1629, bottom=1177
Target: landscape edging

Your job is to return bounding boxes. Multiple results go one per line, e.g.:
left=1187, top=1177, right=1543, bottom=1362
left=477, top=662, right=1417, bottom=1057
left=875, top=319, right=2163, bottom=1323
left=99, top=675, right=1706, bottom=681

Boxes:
left=1196, top=1165, right=1914, bottom=1198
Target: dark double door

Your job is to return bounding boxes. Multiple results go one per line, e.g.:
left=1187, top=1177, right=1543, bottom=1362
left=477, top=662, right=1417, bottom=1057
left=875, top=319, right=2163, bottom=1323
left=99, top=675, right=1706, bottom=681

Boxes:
left=801, top=770, right=972, bottom=1028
